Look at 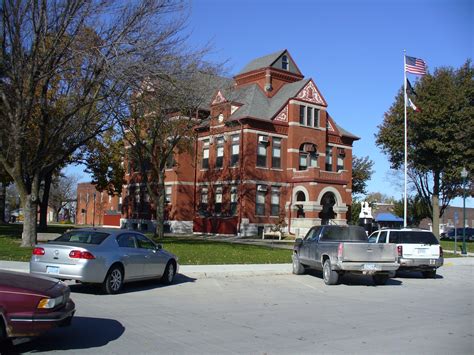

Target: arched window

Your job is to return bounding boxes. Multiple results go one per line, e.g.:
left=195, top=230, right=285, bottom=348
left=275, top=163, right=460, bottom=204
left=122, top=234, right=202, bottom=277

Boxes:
left=298, top=143, right=318, bottom=170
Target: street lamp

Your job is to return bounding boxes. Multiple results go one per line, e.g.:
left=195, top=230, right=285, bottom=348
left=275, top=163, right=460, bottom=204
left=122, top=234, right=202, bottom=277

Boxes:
left=92, top=192, right=96, bottom=228
left=461, top=167, right=468, bottom=255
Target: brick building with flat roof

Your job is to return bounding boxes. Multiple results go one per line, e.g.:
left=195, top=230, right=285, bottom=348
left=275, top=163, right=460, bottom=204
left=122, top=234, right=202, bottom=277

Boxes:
left=120, top=50, right=359, bottom=237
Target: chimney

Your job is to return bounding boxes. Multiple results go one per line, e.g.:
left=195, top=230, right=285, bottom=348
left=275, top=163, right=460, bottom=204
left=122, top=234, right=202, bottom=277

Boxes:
left=264, top=68, right=272, bottom=93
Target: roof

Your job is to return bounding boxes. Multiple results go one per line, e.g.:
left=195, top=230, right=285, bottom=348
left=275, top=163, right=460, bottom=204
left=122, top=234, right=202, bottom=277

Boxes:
left=335, top=124, right=359, bottom=140
left=225, top=80, right=309, bottom=122
left=238, top=49, right=287, bottom=75
left=375, top=213, right=404, bottom=222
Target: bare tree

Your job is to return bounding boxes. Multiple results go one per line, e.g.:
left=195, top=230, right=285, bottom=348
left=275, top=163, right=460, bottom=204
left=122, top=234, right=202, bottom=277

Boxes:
left=0, top=0, right=188, bottom=246
left=48, top=173, right=79, bottom=222
left=122, top=63, right=226, bottom=238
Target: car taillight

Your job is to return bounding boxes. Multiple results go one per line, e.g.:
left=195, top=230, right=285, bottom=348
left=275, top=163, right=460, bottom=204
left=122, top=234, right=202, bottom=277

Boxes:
left=397, top=245, right=403, bottom=257
left=33, top=247, right=45, bottom=256
left=69, top=250, right=95, bottom=259
left=337, top=243, right=344, bottom=258
left=440, top=246, right=443, bottom=257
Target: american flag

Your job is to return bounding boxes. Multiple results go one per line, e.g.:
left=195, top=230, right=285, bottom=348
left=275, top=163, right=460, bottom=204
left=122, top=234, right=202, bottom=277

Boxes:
left=405, top=56, right=427, bottom=75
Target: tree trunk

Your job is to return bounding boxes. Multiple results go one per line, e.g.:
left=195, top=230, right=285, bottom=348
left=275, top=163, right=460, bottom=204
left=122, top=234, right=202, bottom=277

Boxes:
left=432, top=172, right=440, bottom=239
left=39, top=172, right=53, bottom=231
left=154, top=170, right=166, bottom=239
left=0, top=183, right=6, bottom=224
left=21, top=195, right=38, bottom=247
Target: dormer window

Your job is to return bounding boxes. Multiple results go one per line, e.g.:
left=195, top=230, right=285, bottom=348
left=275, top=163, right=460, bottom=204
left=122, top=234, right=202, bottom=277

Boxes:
left=282, top=55, right=289, bottom=70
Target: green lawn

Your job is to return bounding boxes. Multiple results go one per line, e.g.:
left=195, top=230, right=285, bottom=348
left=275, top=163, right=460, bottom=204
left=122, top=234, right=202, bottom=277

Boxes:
left=441, top=240, right=474, bottom=253
left=0, top=224, right=292, bottom=264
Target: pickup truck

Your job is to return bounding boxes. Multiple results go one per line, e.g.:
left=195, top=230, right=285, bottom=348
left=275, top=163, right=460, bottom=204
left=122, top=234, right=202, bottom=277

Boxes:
left=292, top=225, right=399, bottom=285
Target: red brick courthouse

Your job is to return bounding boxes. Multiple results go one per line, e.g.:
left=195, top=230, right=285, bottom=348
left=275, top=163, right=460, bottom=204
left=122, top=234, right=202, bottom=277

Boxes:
left=119, top=50, right=359, bottom=236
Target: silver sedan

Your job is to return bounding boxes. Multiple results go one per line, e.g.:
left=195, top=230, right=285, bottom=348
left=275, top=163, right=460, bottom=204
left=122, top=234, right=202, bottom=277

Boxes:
left=30, top=228, right=179, bottom=294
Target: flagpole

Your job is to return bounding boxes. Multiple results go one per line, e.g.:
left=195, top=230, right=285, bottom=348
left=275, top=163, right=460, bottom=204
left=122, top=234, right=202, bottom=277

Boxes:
left=403, top=50, right=408, bottom=228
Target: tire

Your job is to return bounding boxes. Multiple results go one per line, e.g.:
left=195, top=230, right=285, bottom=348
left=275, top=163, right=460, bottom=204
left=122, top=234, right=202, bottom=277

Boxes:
left=103, top=265, right=124, bottom=294
left=161, top=261, right=176, bottom=285
left=422, top=269, right=436, bottom=279
left=323, top=259, right=339, bottom=285
left=292, top=254, right=306, bottom=275
left=373, top=274, right=389, bottom=285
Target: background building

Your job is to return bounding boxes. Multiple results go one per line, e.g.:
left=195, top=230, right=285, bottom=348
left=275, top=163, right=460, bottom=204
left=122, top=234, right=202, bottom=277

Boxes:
left=76, top=182, right=121, bottom=227
left=120, top=50, right=359, bottom=237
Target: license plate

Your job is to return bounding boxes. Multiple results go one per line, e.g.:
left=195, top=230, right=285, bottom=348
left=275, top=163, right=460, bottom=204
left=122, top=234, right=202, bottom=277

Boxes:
left=364, top=263, right=377, bottom=271
left=416, top=248, right=427, bottom=255
left=46, top=266, right=59, bottom=274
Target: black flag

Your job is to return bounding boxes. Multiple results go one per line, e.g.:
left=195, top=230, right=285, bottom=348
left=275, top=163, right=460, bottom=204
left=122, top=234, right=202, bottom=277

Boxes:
left=406, top=79, right=417, bottom=97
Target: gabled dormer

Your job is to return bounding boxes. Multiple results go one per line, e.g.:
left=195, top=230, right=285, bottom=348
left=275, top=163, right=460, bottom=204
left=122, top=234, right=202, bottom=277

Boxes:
left=234, top=49, right=304, bottom=98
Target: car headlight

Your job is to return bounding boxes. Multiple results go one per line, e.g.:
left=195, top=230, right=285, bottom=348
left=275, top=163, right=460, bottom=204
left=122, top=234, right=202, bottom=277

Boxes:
left=37, top=295, right=64, bottom=309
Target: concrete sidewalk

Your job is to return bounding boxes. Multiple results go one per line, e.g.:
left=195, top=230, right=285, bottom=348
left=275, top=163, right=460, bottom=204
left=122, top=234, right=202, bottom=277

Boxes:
left=0, top=260, right=292, bottom=277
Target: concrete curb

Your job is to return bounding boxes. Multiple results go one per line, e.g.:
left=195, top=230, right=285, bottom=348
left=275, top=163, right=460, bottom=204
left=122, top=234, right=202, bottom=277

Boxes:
left=1, top=258, right=472, bottom=277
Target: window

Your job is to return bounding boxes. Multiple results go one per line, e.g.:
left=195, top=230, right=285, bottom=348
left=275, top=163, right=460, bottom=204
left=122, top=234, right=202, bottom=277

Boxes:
left=118, top=196, right=122, bottom=211
left=231, top=135, right=240, bottom=167
left=117, top=234, right=137, bottom=248
left=108, top=195, right=112, bottom=203
left=200, top=187, right=208, bottom=213
left=377, top=231, right=388, bottom=243
left=136, top=234, right=157, bottom=250
left=313, top=109, right=320, bottom=127
left=337, top=149, right=345, bottom=171
left=230, top=186, right=238, bottom=216
left=299, top=152, right=308, bottom=170
left=299, top=143, right=317, bottom=170
left=272, top=138, right=281, bottom=168
left=256, top=186, right=266, bottom=216
left=215, top=186, right=223, bottom=214
left=325, top=146, right=333, bottom=171
left=309, top=153, right=318, bottom=167
left=299, top=105, right=305, bottom=125
left=216, top=136, right=224, bottom=168
left=270, top=187, right=280, bottom=216
left=257, top=136, right=268, bottom=167
left=56, top=231, right=110, bottom=245
left=282, top=55, right=289, bottom=70
left=202, top=139, right=209, bottom=169
left=165, top=186, right=172, bottom=204
left=306, top=107, right=313, bottom=127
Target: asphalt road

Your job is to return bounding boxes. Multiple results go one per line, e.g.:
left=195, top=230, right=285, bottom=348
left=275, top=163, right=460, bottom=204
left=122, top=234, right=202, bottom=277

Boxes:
left=8, top=260, right=474, bottom=355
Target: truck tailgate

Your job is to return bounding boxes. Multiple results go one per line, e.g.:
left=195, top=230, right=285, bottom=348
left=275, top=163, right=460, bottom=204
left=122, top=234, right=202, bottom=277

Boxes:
left=341, top=243, right=397, bottom=262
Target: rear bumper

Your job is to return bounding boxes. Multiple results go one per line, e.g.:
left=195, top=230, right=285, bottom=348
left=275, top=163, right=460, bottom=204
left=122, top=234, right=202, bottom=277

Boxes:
left=335, top=262, right=400, bottom=273
left=30, top=259, right=107, bottom=283
left=398, top=257, right=443, bottom=270
left=7, top=299, right=75, bottom=338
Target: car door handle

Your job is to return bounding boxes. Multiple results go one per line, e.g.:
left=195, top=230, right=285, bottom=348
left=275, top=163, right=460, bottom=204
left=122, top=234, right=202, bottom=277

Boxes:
left=123, top=254, right=129, bottom=258
left=145, top=255, right=150, bottom=259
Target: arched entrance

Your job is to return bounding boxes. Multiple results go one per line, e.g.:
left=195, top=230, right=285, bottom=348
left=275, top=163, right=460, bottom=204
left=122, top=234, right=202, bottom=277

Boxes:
left=295, top=191, right=306, bottom=218
left=319, top=192, right=336, bottom=225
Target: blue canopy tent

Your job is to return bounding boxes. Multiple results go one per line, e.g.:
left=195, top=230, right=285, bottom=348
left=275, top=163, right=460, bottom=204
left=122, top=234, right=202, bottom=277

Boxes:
left=375, top=213, right=404, bottom=228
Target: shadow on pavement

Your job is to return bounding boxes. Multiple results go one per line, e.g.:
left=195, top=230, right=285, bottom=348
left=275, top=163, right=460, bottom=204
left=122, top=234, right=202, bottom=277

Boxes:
left=68, top=273, right=197, bottom=295
left=6, top=316, right=124, bottom=354
left=393, top=270, right=444, bottom=279
left=305, top=269, right=403, bottom=286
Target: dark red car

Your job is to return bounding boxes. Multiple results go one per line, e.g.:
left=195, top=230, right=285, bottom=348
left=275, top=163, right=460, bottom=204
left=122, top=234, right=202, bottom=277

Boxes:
left=0, top=270, right=75, bottom=344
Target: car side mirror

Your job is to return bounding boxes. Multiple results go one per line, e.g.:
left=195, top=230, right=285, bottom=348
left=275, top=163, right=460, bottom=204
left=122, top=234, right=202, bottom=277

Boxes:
left=156, top=244, right=163, bottom=250
left=295, top=238, right=303, bottom=247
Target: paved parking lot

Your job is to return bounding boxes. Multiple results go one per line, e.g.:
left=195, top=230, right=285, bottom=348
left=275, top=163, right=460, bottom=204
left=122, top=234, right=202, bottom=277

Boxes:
left=8, top=259, right=474, bottom=355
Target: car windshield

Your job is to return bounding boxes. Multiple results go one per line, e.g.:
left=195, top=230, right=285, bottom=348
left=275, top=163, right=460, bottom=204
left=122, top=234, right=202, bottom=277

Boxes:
left=54, top=231, right=110, bottom=245
left=390, top=231, right=439, bottom=244
left=321, top=226, right=367, bottom=242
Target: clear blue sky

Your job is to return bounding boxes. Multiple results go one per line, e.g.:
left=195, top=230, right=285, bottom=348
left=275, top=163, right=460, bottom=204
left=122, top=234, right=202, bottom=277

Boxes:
left=71, top=0, right=473, bottom=206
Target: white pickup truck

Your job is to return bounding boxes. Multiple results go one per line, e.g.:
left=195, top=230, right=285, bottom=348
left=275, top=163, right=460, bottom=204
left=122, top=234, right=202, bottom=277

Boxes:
left=368, top=228, right=443, bottom=278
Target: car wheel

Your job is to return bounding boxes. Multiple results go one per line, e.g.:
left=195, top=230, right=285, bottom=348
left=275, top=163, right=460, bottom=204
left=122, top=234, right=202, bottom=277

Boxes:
left=373, top=274, right=389, bottom=285
left=422, top=269, right=436, bottom=279
left=103, top=265, right=124, bottom=294
left=161, top=261, right=176, bottom=285
left=292, top=254, right=306, bottom=275
left=323, top=259, right=339, bottom=285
